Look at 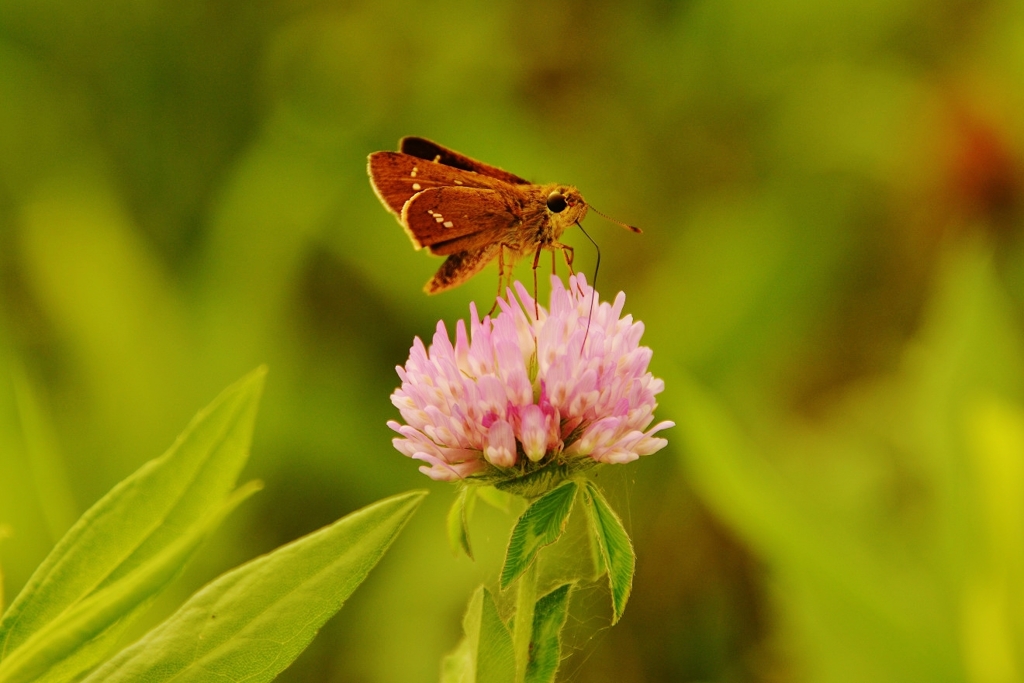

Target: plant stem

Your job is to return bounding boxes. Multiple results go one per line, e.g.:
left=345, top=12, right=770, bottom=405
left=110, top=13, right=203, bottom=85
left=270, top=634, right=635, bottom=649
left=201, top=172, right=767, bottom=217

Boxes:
left=512, top=560, right=538, bottom=683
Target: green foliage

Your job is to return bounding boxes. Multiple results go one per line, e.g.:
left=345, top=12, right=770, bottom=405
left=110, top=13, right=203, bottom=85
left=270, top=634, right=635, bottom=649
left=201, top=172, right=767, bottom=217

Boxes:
left=500, top=482, right=578, bottom=589
left=441, top=587, right=515, bottom=683
left=581, top=482, right=635, bottom=625
left=475, top=486, right=514, bottom=513
left=0, top=372, right=425, bottom=683
left=444, top=580, right=573, bottom=683
left=495, top=461, right=596, bottom=499
left=447, top=486, right=475, bottom=559
left=0, top=368, right=266, bottom=683
left=81, top=490, right=426, bottom=683
left=524, top=584, right=572, bottom=683
left=0, top=483, right=261, bottom=683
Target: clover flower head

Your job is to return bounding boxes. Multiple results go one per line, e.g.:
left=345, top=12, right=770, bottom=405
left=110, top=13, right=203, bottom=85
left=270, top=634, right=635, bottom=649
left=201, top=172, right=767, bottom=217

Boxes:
left=388, top=275, right=673, bottom=482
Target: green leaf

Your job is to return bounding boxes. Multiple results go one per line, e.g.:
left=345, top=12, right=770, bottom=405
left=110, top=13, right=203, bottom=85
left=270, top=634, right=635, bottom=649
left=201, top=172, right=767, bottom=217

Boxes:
left=0, top=483, right=260, bottom=683
left=476, top=485, right=513, bottom=513
left=511, top=561, right=538, bottom=680
left=80, top=490, right=427, bottom=683
left=525, top=584, right=572, bottom=683
left=0, top=367, right=266, bottom=681
left=500, top=482, right=578, bottom=589
left=582, top=482, right=634, bottom=624
left=495, top=460, right=595, bottom=499
left=447, top=486, right=475, bottom=559
left=441, top=586, right=515, bottom=683
left=588, top=517, right=607, bottom=581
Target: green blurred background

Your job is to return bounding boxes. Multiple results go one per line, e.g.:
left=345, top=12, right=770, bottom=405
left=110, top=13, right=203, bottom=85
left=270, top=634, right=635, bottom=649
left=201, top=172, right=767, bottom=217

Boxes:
left=2, top=0, right=1024, bottom=681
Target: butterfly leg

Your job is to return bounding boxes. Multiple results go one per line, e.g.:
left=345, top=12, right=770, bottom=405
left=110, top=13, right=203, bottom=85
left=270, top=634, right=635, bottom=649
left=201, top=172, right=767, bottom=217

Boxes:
left=552, top=242, right=585, bottom=296
left=529, top=244, right=548, bottom=319
left=488, top=242, right=516, bottom=316
left=558, top=244, right=575, bottom=275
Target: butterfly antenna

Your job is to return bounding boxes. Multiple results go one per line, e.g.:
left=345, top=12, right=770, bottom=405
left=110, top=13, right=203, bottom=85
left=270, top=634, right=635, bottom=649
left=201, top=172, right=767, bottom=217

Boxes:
left=590, top=205, right=642, bottom=233
left=576, top=220, right=600, bottom=351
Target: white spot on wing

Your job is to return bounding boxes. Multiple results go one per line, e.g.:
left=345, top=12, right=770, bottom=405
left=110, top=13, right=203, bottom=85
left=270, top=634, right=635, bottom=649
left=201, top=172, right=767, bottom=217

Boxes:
left=454, top=180, right=463, bottom=185
left=443, top=221, right=454, bottom=228
left=412, top=183, right=421, bottom=191
left=435, top=215, right=444, bottom=223
left=411, top=167, right=418, bottom=177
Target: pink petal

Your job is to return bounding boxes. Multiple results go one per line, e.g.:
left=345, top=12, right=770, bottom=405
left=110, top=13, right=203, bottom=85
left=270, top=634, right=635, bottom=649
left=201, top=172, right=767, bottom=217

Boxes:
left=485, top=419, right=516, bottom=468
left=519, top=404, right=549, bottom=462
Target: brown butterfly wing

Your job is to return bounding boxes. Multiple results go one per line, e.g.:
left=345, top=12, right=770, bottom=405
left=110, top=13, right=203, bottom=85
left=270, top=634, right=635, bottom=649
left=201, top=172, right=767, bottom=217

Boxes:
left=367, top=151, right=501, bottom=217
left=399, top=137, right=531, bottom=185
left=401, top=186, right=518, bottom=255
left=426, top=244, right=502, bottom=294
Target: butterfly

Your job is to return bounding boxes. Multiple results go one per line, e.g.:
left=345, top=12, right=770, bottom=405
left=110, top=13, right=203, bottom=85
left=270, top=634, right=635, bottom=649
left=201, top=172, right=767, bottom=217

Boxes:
left=368, top=137, right=639, bottom=302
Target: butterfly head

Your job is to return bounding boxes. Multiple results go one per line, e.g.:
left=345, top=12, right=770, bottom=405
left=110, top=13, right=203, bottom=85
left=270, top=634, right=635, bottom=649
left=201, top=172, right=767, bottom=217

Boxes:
left=545, top=186, right=588, bottom=230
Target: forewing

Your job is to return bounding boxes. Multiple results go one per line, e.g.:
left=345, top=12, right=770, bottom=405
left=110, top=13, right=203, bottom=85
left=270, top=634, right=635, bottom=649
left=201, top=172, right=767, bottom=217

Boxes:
left=426, top=244, right=502, bottom=294
left=401, top=186, right=518, bottom=255
left=368, top=151, right=497, bottom=217
left=400, top=137, right=531, bottom=185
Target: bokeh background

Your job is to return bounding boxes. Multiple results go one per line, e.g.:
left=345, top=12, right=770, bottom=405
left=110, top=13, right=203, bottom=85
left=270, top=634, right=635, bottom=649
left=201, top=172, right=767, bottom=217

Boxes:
left=2, top=0, right=1024, bottom=681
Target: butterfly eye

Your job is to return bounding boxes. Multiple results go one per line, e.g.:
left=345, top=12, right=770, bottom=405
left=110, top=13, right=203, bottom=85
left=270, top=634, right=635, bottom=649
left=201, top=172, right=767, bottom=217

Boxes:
left=546, top=191, right=568, bottom=213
